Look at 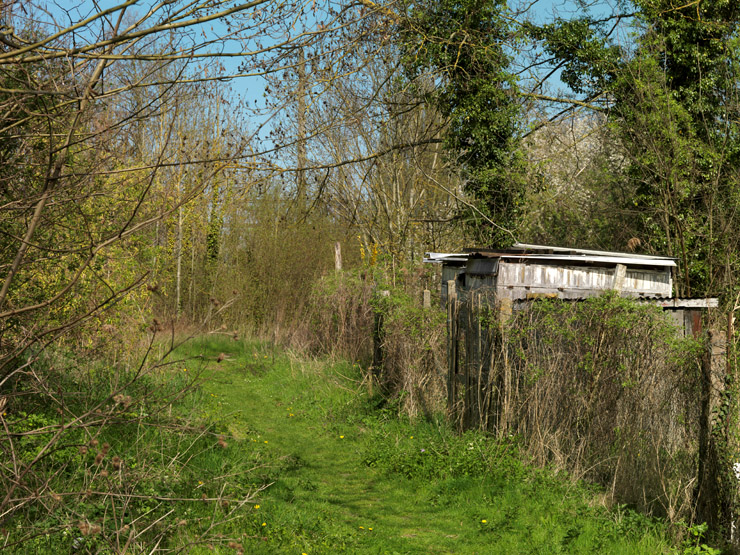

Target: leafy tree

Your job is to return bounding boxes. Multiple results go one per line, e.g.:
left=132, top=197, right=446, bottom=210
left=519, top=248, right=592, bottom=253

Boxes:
left=528, top=1, right=740, bottom=297
left=402, top=0, right=524, bottom=246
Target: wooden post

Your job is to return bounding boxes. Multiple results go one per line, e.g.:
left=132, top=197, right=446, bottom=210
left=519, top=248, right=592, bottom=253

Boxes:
left=611, top=264, right=627, bottom=292
left=499, top=297, right=513, bottom=437
left=372, top=289, right=390, bottom=390
left=422, top=289, right=431, bottom=309
left=334, top=241, right=342, bottom=272
left=447, top=280, right=458, bottom=426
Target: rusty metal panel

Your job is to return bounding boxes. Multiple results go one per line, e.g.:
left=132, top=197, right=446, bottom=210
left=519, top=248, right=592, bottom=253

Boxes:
left=685, top=309, right=703, bottom=338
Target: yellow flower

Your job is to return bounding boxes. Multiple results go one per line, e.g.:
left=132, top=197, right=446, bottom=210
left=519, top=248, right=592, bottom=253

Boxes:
left=481, top=519, right=487, bottom=524
left=369, top=527, right=373, bottom=531
left=264, top=440, right=268, bottom=444
left=255, top=505, right=260, bottom=509
left=359, top=526, right=364, bottom=529
left=262, top=522, right=266, bottom=527
left=410, top=436, right=414, bottom=439
left=340, top=435, right=344, bottom=439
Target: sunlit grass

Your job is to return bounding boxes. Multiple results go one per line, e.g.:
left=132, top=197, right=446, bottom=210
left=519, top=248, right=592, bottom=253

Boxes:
left=9, top=334, right=695, bottom=553
left=176, top=335, right=683, bottom=554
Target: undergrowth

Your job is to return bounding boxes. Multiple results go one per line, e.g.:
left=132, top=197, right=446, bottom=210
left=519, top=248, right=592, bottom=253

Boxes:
left=2, top=335, right=722, bottom=553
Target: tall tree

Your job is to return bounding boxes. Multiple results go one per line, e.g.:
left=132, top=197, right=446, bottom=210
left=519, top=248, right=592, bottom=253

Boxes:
left=528, top=0, right=740, bottom=297
left=401, top=0, right=525, bottom=246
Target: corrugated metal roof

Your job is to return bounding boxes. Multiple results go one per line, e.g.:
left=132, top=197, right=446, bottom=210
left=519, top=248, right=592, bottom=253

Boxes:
left=512, top=296, right=718, bottom=309
left=512, top=242, right=677, bottom=261
left=635, top=297, right=719, bottom=308
left=496, top=254, right=676, bottom=268
left=425, top=245, right=677, bottom=268
left=424, top=252, right=468, bottom=263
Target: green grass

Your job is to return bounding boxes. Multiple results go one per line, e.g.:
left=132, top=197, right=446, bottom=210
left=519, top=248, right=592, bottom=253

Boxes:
left=5, top=335, right=713, bottom=553
left=177, top=336, right=689, bottom=554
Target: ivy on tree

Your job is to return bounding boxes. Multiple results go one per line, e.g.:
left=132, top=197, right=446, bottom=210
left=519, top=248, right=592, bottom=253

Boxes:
left=402, top=0, right=525, bottom=246
left=528, top=0, right=740, bottom=297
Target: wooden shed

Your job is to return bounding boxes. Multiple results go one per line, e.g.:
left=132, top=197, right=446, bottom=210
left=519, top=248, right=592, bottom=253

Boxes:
left=425, top=242, right=717, bottom=334
left=425, top=243, right=730, bottom=531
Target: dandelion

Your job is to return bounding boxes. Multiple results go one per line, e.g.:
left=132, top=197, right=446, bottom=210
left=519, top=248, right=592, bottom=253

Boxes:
left=481, top=519, right=487, bottom=524
left=261, top=522, right=266, bottom=527
left=255, top=505, right=260, bottom=509
left=359, top=526, right=364, bottom=529
left=369, top=528, right=373, bottom=531
left=410, top=436, right=414, bottom=439
left=339, top=435, right=344, bottom=439
left=264, top=440, right=268, bottom=444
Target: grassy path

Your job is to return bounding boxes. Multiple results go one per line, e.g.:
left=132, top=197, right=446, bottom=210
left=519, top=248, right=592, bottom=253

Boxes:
left=188, top=337, right=676, bottom=554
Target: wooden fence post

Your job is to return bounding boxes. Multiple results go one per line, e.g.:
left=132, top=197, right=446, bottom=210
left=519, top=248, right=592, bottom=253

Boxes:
left=499, top=297, right=513, bottom=437
left=447, top=280, right=458, bottom=426
left=334, top=241, right=342, bottom=272
left=422, top=289, right=431, bottom=309
left=371, top=289, right=390, bottom=394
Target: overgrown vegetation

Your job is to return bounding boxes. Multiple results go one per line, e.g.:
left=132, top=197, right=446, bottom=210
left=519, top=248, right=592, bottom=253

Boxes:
left=3, top=0, right=740, bottom=551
